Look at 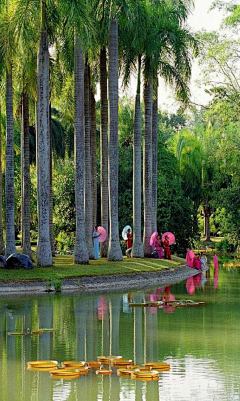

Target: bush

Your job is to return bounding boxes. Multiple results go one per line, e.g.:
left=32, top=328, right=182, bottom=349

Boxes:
left=55, top=231, right=75, bottom=254
left=215, top=235, right=238, bottom=253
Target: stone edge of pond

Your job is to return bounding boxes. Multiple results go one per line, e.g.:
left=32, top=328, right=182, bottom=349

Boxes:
left=0, top=265, right=207, bottom=296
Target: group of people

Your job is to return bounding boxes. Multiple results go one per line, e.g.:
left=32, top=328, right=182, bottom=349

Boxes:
left=93, top=226, right=172, bottom=260
left=154, top=235, right=171, bottom=260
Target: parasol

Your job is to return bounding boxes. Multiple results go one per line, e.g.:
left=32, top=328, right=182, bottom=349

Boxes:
left=186, top=250, right=195, bottom=267
left=214, top=254, right=218, bottom=271
left=97, top=226, right=107, bottom=243
left=150, top=231, right=158, bottom=246
left=122, top=225, right=132, bottom=240
left=162, top=232, right=175, bottom=245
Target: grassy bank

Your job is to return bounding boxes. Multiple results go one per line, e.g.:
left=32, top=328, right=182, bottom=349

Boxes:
left=0, top=255, right=186, bottom=283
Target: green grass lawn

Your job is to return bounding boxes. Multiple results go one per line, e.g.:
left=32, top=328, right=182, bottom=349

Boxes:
left=0, top=255, right=186, bottom=282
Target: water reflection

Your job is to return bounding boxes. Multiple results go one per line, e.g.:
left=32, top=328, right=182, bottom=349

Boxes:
left=1, top=262, right=240, bottom=400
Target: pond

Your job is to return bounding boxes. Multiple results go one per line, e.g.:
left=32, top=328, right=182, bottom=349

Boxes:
left=0, top=257, right=240, bottom=401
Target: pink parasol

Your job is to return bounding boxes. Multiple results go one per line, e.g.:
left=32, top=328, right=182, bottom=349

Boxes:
left=97, top=226, right=107, bottom=243
left=162, top=232, right=175, bottom=245
left=186, top=250, right=196, bottom=267
left=150, top=231, right=158, bottom=246
left=214, top=254, right=218, bottom=271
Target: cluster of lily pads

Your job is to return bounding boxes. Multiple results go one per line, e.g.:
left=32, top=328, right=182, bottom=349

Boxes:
left=27, top=356, right=170, bottom=381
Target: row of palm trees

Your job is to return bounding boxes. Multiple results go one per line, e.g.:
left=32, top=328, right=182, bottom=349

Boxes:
left=0, top=0, right=197, bottom=265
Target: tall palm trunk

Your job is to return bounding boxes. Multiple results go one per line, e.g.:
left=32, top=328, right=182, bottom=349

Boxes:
left=84, top=59, right=94, bottom=258
left=100, top=47, right=109, bottom=257
left=49, top=102, right=55, bottom=256
left=152, top=72, right=158, bottom=233
left=107, top=19, right=122, bottom=261
left=90, top=90, right=97, bottom=227
left=132, top=55, right=143, bottom=258
left=143, top=66, right=153, bottom=256
left=21, top=90, right=32, bottom=259
left=5, top=66, right=16, bottom=257
left=73, top=33, right=89, bottom=264
left=36, top=1, right=52, bottom=266
left=0, top=100, right=5, bottom=255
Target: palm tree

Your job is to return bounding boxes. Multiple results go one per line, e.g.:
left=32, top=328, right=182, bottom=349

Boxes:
left=21, top=89, right=32, bottom=258
left=132, top=55, right=144, bottom=257
left=93, top=0, right=110, bottom=257
left=143, top=60, right=153, bottom=256
left=99, top=46, right=109, bottom=257
left=0, top=99, right=5, bottom=255
left=84, top=58, right=94, bottom=258
left=152, top=72, right=158, bottom=233
left=0, top=5, right=17, bottom=257
left=107, top=18, right=122, bottom=261
left=5, top=63, right=16, bottom=258
left=73, top=33, right=89, bottom=264
left=36, top=0, right=52, bottom=266
left=54, top=0, right=91, bottom=263
left=119, top=0, right=147, bottom=258
left=90, top=89, right=97, bottom=227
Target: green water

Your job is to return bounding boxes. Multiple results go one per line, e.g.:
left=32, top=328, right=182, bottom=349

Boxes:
left=0, top=260, right=240, bottom=401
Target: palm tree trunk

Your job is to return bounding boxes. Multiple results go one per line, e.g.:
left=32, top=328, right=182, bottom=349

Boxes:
left=90, top=90, right=97, bottom=227
left=21, top=90, right=32, bottom=259
left=143, top=65, right=153, bottom=256
left=0, top=100, right=5, bottom=255
left=49, top=102, right=55, bottom=256
left=84, top=59, right=94, bottom=258
left=100, top=47, right=109, bottom=257
left=5, top=66, right=16, bottom=258
left=132, top=54, right=143, bottom=258
left=36, top=1, right=52, bottom=266
left=73, top=33, right=89, bottom=264
left=107, top=19, right=122, bottom=261
left=152, top=72, right=158, bottom=233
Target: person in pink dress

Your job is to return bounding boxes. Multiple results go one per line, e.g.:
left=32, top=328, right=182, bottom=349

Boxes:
left=163, top=235, right=171, bottom=260
left=155, top=235, right=164, bottom=259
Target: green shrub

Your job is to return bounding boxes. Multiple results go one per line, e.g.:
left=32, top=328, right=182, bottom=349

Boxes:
left=55, top=231, right=75, bottom=254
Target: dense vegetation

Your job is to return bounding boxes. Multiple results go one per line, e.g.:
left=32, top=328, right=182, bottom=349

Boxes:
left=0, top=0, right=239, bottom=264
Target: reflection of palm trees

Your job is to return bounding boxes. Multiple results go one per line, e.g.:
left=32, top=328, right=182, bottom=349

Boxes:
left=23, top=301, right=33, bottom=401
left=134, top=293, right=143, bottom=365
left=144, top=301, right=155, bottom=363
left=7, top=313, right=17, bottom=400
left=38, top=297, right=53, bottom=359
left=74, top=297, right=87, bottom=361
left=86, top=298, right=98, bottom=360
left=109, top=295, right=121, bottom=356
left=99, top=297, right=110, bottom=358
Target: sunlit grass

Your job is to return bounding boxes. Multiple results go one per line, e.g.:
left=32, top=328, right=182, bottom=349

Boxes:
left=0, top=255, right=186, bottom=282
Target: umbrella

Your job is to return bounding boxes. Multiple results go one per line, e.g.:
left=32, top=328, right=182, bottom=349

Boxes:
left=98, top=226, right=107, bottom=243
left=214, top=254, right=218, bottom=271
left=162, top=232, right=175, bottom=245
left=150, top=231, right=158, bottom=246
left=186, top=250, right=195, bottom=267
left=122, top=225, right=132, bottom=240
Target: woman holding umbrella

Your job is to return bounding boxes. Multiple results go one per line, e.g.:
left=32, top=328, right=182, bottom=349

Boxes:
left=126, top=228, right=133, bottom=258
left=163, top=235, right=171, bottom=260
left=92, top=226, right=101, bottom=259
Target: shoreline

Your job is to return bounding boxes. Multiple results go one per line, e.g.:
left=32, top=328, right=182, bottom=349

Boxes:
left=0, top=265, right=206, bottom=296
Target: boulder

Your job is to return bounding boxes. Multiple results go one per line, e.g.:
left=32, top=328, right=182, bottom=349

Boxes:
left=6, top=253, right=34, bottom=269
